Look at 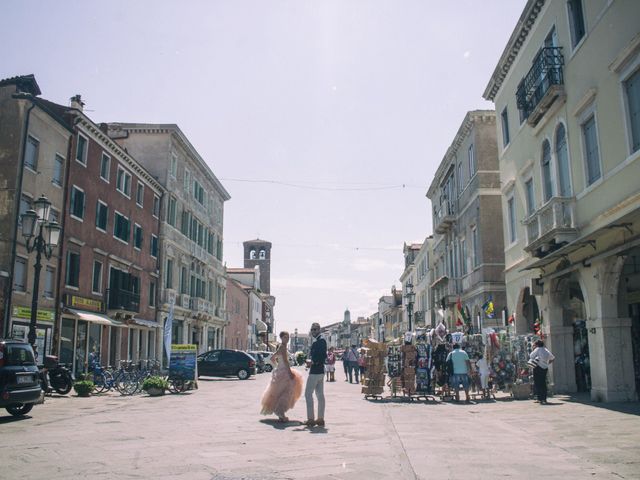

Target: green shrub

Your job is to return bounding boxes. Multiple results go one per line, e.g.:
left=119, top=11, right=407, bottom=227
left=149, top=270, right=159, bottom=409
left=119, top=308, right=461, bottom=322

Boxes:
left=142, top=376, right=169, bottom=392
left=73, top=380, right=94, bottom=397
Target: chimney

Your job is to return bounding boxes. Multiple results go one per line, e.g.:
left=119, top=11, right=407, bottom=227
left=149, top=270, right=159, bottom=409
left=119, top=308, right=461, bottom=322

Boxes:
left=70, top=94, right=84, bottom=111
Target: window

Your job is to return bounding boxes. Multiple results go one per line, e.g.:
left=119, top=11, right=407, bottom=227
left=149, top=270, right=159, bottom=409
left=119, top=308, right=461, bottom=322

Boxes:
left=134, top=224, right=143, bottom=249
left=66, top=251, right=80, bottom=288
left=457, top=164, right=463, bottom=192
left=25, top=135, right=39, bottom=171
left=116, top=166, right=132, bottom=197
left=525, top=178, right=535, bottom=215
left=170, top=154, right=178, bottom=178
left=113, top=212, right=130, bottom=243
left=501, top=107, right=510, bottom=147
left=49, top=208, right=60, bottom=224
left=165, top=259, right=174, bottom=289
left=95, top=200, right=108, bottom=231
left=167, top=197, right=177, bottom=226
left=624, top=68, right=640, bottom=153
left=180, top=266, right=188, bottom=294
left=52, top=154, right=64, bottom=186
left=92, top=260, right=102, bottom=293
left=555, top=124, right=572, bottom=196
left=14, top=257, right=27, bottom=292
left=582, top=115, right=601, bottom=185
left=468, top=144, right=475, bottom=177
left=100, top=153, right=110, bottom=181
left=70, top=186, right=85, bottom=220
left=567, top=0, right=586, bottom=48
left=250, top=249, right=256, bottom=260
left=136, top=183, right=144, bottom=207
left=259, top=249, right=266, bottom=259
left=149, top=281, right=156, bottom=307
left=541, top=140, right=554, bottom=201
left=44, top=266, right=55, bottom=298
left=184, top=169, right=191, bottom=193
left=193, top=180, right=204, bottom=204
left=507, top=196, right=517, bottom=244
left=76, top=134, right=88, bottom=165
left=153, top=195, right=160, bottom=217
left=19, top=194, right=31, bottom=225
left=151, top=234, right=158, bottom=258
left=460, top=239, right=467, bottom=275
left=472, top=227, right=479, bottom=267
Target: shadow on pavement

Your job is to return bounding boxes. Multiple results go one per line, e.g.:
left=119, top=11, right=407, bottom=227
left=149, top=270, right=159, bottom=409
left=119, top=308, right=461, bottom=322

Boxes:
left=0, top=414, right=32, bottom=424
left=560, top=393, right=640, bottom=416
left=259, top=419, right=329, bottom=434
left=198, top=377, right=254, bottom=382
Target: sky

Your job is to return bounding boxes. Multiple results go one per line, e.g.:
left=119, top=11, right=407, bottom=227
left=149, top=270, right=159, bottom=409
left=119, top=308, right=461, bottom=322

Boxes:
left=2, top=0, right=526, bottom=334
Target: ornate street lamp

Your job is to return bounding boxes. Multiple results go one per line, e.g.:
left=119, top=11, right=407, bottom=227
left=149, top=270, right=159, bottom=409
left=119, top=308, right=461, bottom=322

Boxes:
left=404, top=282, right=416, bottom=332
left=21, top=195, right=61, bottom=348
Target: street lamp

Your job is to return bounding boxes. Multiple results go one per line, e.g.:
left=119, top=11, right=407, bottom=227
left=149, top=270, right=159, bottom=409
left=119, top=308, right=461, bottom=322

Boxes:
left=20, top=195, right=61, bottom=348
left=404, top=282, right=415, bottom=332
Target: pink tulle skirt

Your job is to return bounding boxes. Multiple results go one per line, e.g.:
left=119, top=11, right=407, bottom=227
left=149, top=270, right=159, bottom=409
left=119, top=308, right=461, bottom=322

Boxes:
left=260, top=366, right=303, bottom=417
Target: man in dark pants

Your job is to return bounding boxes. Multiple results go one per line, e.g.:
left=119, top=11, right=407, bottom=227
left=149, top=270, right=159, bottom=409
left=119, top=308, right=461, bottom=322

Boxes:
left=529, top=340, right=555, bottom=404
left=304, top=323, right=327, bottom=427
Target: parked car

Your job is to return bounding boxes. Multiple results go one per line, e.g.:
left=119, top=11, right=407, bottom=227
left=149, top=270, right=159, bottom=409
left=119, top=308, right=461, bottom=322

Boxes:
left=0, top=339, right=42, bottom=416
left=197, top=349, right=256, bottom=380
left=247, top=351, right=266, bottom=373
left=249, top=351, right=276, bottom=372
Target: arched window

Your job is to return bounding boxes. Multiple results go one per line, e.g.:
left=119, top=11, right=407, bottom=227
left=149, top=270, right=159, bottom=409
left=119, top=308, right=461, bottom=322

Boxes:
left=249, top=249, right=256, bottom=260
left=555, top=124, right=572, bottom=197
left=259, top=249, right=266, bottom=259
left=541, top=140, right=554, bottom=202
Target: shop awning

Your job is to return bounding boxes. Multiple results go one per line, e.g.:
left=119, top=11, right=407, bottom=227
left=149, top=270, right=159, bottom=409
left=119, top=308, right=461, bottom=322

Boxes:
left=64, top=308, right=124, bottom=327
left=132, top=318, right=160, bottom=328
left=256, top=319, right=268, bottom=333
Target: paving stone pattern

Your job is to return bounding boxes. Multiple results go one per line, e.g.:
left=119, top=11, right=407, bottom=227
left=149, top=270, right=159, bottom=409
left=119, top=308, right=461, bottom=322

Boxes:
left=1, top=367, right=639, bottom=479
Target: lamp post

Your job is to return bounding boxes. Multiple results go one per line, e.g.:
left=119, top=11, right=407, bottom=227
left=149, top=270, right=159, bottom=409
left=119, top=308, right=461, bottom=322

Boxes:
left=404, top=282, right=415, bottom=332
left=294, top=328, right=298, bottom=352
left=20, top=195, right=61, bottom=349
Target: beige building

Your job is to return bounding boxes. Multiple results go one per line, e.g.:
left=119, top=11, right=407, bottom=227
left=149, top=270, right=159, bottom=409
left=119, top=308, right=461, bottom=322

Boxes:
left=412, top=236, right=435, bottom=328
left=484, top=0, right=640, bottom=401
left=108, top=123, right=230, bottom=356
left=427, top=111, right=505, bottom=332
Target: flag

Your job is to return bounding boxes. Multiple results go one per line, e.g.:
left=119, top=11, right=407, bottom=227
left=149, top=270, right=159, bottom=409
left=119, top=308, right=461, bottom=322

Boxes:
left=163, top=300, right=174, bottom=364
left=456, top=298, right=470, bottom=325
left=482, top=297, right=495, bottom=318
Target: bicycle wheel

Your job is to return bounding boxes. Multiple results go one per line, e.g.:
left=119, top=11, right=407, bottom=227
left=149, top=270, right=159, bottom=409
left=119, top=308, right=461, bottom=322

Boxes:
left=92, top=371, right=110, bottom=394
left=168, top=375, right=186, bottom=394
left=115, top=372, right=137, bottom=396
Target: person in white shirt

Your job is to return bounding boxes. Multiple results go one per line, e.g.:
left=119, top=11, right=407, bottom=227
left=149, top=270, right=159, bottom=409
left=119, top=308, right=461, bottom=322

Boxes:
left=529, top=340, right=555, bottom=404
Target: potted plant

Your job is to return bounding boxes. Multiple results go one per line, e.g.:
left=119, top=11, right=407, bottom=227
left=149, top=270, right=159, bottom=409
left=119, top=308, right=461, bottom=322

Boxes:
left=73, top=379, right=94, bottom=397
left=142, top=376, right=169, bottom=396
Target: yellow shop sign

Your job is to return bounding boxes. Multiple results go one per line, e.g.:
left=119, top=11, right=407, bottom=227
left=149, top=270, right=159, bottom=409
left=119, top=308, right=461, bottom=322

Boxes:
left=12, top=306, right=55, bottom=321
left=68, top=295, right=103, bottom=312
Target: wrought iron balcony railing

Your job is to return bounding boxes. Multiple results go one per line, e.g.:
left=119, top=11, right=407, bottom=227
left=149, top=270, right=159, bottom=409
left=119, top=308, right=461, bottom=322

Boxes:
left=106, top=288, right=140, bottom=313
left=434, top=201, right=456, bottom=234
left=516, top=47, right=565, bottom=126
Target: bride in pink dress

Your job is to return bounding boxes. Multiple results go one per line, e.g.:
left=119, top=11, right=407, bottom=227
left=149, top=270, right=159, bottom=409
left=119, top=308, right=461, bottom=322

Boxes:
left=260, top=331, right=303, bottom=422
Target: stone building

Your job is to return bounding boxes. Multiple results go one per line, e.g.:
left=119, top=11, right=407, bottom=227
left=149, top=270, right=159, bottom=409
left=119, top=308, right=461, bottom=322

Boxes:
left=413, top=236, right=435, bottom=328
left=399, top=243, right=421, bottom=333
left=225, top=278, right=249, bottom=351
left=0, top=75, right=72, bottom=355
left=426, top=110, right=505, bottom=331
left=108, top=123, right=230, bottom=356
left=483, top=0, right=640, bottom=400
left=243, top=239, right=276, bottom=346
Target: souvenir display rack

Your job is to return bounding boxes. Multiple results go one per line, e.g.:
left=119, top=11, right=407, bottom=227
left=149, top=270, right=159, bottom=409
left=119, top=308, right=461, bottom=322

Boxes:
left=361, top=339, right=387, bottom=400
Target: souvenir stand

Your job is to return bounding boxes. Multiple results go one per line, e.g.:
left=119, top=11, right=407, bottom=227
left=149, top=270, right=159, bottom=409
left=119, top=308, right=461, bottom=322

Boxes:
left=361, top=339, right=387, bottom=400
left=386, top=342, right=403, bottom=397
left=462, top=333, right=493, bottom=400
left=415, top=329, right=436, bottom=401
left=486, top=330, right=516, bottom=392
left=509, top=333, right=540, bottom=399
left=431, top=323, right=455, bottom=401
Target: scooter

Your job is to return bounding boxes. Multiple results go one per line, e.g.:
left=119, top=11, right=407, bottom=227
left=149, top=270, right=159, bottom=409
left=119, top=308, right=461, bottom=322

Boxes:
left=41, top=355, right=75, bottom=395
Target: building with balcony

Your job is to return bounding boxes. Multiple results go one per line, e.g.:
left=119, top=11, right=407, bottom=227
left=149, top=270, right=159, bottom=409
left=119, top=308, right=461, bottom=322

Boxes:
left=427, top=111, right=505, bottom=331
left=108, top=123, right=230, bottom=356
left=0, top=75, right=73, bottom=357
left=227, top=267, right=266, bottom=350
left=484, top=0, right=640, bottom=401
left=413, top=236, right=435, bottom=328
left=399, top=243, right=421, bottom=333
left=378, top=288, right=403, bottom=342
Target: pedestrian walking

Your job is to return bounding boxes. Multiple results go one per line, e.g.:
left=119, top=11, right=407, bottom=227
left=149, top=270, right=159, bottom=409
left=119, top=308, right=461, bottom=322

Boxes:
left=304, top=322, right=327, bottom=427
left=325, top=347, right=336, bottom=382
left=529, top=340, right=555, bottom=404
left=357, top=350, right=366, bottom=385
left=260, top=331, right=303, bottom=422
left=446, top=343, right=472, bottom=403
left=344, top=345, right=359, bottom=383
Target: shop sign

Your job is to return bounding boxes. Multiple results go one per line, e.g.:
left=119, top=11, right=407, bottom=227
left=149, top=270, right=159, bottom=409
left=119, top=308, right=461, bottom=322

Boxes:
left=66, top=294, right=103, bottom=312
left=169, top=344, right=197, bottom=381
left=12, top=306, right=55, bottom=322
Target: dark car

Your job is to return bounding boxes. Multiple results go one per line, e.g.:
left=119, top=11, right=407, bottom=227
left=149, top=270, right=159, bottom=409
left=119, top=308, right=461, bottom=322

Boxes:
left=197, top=349, right=256, bottom=380
left=0, top=339, right=42, bottom=416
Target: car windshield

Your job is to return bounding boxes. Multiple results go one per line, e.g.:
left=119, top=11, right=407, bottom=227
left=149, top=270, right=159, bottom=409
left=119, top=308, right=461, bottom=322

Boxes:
left=5, top=344, right=36, bottom=366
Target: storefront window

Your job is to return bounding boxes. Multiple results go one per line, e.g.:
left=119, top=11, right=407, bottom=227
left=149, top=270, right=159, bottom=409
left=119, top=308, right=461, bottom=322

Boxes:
left=110, top=327, right=118, bottom=367
left=148, top=330, right=156, bottom=359
left=88, top=323, right=101, bottom=363
left=172, top=320, right=183, bottom=344
left=75, top=320, right=88, bottom=374
left=60, top=318, right=75, bottom=366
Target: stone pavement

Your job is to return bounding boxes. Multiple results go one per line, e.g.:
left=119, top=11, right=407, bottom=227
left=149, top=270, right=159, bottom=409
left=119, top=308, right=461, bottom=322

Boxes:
left=1, top=366, right=639, bottom=480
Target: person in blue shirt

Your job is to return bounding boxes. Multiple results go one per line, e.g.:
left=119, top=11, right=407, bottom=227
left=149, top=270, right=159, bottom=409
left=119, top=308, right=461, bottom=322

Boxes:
left=446, top=343, right=472, bottom=403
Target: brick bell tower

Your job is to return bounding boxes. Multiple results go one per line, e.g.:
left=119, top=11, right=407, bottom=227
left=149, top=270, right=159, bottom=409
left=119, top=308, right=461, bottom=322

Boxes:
left=243, top=239, right=272, bottom=294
